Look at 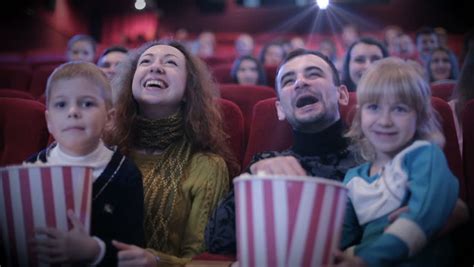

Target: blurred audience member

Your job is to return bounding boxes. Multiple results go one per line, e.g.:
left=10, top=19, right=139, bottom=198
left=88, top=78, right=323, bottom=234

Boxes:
left=235, top=33, right=255, bottom=57
left=195, top=31, right=216, bottom=58
left=398, top=34, right=418, bottom=60
left=290, top=36, right=306, bottom=51
left=427, top=47, right=459, bottom=83
left=341, top=24, right=361, bottom=49
left=66, top=34, right=97, bottom=63
left=230, top=55, right=267, bottom=86
left=341, top=37, right=389, bottom=91
left=383, top=25, right=403, bottom=56
left=435, top=26, right=449, bottom=48
left=259, top=41, right=286, bottom=66
left=416, top=27, right=440, bottom=66
left=97, top=46, right=128, bottom=81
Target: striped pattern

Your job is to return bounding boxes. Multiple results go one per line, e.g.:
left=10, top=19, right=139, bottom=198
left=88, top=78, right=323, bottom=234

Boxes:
left=0, top=165, right=93, bottom=267
left=234, top=176, right=347, bottom=267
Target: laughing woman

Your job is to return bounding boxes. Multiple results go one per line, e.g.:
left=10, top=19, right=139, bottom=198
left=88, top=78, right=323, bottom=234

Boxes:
left=106, top=40, right=237, bottom=266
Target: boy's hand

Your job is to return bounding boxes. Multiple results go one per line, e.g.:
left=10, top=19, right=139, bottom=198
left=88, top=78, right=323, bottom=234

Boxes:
left=113, top=240, right=157, bottom=267
left=32, top=210, right=99, bottom=263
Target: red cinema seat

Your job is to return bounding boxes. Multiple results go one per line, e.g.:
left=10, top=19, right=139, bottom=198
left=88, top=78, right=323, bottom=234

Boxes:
left=216, top=98, right=245, bottom=171
left=242, top=97, right=292, bottom=169
left=0, top=88, right=35, bottom=100
left=430, top=81, right=456, bottom=101
left=431, top=97, right=465, bottom=200
left=0, top=65, right=32, bottom=91
left=264, top=65, right=278, bottom=90
left=219, top=84, right=276, bottom=145
left=29, top=64, right=59, bottom=98
left=212, top=64, right=234, bottom=84
left=0, top=98, right=49, bottom=166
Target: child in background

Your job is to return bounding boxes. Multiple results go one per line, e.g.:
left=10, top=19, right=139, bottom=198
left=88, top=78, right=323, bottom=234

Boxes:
left=66, top=34, right=97, bottom=63
left=340, top=57, right=459, bottom=266
left=25, top=61, right=144, bottom=266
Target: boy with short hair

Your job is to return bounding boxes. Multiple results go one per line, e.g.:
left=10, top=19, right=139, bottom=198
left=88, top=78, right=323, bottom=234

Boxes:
left=25, top=61, right=144, bottom=266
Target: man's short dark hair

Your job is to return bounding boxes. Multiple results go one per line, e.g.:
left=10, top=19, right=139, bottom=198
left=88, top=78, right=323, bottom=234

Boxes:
left=276, top=48, right=341, bottom=88
left=99, top=46, right=128, bottom=60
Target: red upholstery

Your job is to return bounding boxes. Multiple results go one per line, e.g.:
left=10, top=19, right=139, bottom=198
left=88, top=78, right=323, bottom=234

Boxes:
left=200, top=56, right=234, bottom=69
left=462, top=99, right=474, bottom=211
left=0, top=98, right=49, bottom=166
left=216, top=98, right=245, bottom=170
left=263, top=65, right=278, bottom=89
left=431, top=97, right=465, bottom=200
left=0, top=88, right=35, bottom=100
left=430, top=81, right=456, bottom=101
left=29, top=64, right=59, bottom=98
left=219, top=84, right=276, bottom=146
left=0, top=65, right=32, bottom=91
left=211, top=63, right=233, bottom=84
left=242, top=97, right=292, bottom=169
left=25, top=52, right=66, bottom=70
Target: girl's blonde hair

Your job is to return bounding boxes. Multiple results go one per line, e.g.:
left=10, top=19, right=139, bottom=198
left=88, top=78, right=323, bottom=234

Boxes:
left=346, top=57, right=445, bottom=161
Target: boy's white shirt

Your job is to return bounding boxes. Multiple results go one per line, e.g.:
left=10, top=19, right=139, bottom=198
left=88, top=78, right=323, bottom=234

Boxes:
left=41, top=140, right=113, bottom=265
left=47, top=140, right=114, bottom=181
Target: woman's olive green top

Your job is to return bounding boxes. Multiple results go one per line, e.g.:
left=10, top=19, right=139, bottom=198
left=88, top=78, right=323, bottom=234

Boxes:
left=131, top=151, right=229, bottom=267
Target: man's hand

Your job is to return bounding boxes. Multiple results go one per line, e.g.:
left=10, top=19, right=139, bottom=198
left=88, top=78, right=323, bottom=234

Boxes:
left=249, top=156, right=306, bottom=176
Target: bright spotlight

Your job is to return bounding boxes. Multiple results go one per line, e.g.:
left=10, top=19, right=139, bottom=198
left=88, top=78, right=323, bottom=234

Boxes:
left=135, top=0, right=146, bottom=10
left=316, top=0, right=329, bottom=10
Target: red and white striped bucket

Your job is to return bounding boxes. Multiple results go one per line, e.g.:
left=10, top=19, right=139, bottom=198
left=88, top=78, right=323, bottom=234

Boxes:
left=234, top=175, right=347, bottom=267
left=0, top=165, right=93, bottom=267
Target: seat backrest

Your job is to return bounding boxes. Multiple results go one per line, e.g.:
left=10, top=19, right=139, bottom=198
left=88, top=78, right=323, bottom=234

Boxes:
left=430, top=81, right=456, bottom=101
left=243, top=97, right=292, bottom=169
left=0, top=98, right=50, bottom=166
left=29, top=64, right=59, bottom=98
left=0, top=88, right=35, bottom=100
left=264, top=65, right=278, bottom=90
left=462, top=99, right=474, bottom=211
left=216, top=98, right=245, bottom=171
left=211, top=64, right=234, bottom=84
left=219, top=84, right=276, bottom=145
left=0, top=65, right=32, bottom=91
left=431, top=97, right=465, bottom=200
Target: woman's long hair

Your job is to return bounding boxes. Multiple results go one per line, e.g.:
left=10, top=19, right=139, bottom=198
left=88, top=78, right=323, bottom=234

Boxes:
left=107, top=39, right=239, bottom=176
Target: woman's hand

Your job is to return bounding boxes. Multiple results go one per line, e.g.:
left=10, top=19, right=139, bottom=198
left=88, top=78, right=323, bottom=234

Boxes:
left=113, top=240, right=158, bottom=267
left=32, top=210, right=99, bottom=263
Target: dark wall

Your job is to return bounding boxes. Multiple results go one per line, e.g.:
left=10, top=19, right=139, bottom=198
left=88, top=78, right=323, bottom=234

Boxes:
left=157, top=0, right=472, bottom=34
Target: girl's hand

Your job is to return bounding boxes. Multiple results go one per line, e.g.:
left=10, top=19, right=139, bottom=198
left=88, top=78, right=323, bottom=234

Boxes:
left=32, top=210, right=99, bottom=263
left=113, top=240, right=157, bottom=267
left=323, top=249, right=368, bottom=267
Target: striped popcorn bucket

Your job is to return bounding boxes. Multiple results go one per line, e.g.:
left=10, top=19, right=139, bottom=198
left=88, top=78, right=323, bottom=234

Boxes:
left=0, top=165, right=93, bottom=267
left=234, top=175, right=347, bottom=267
